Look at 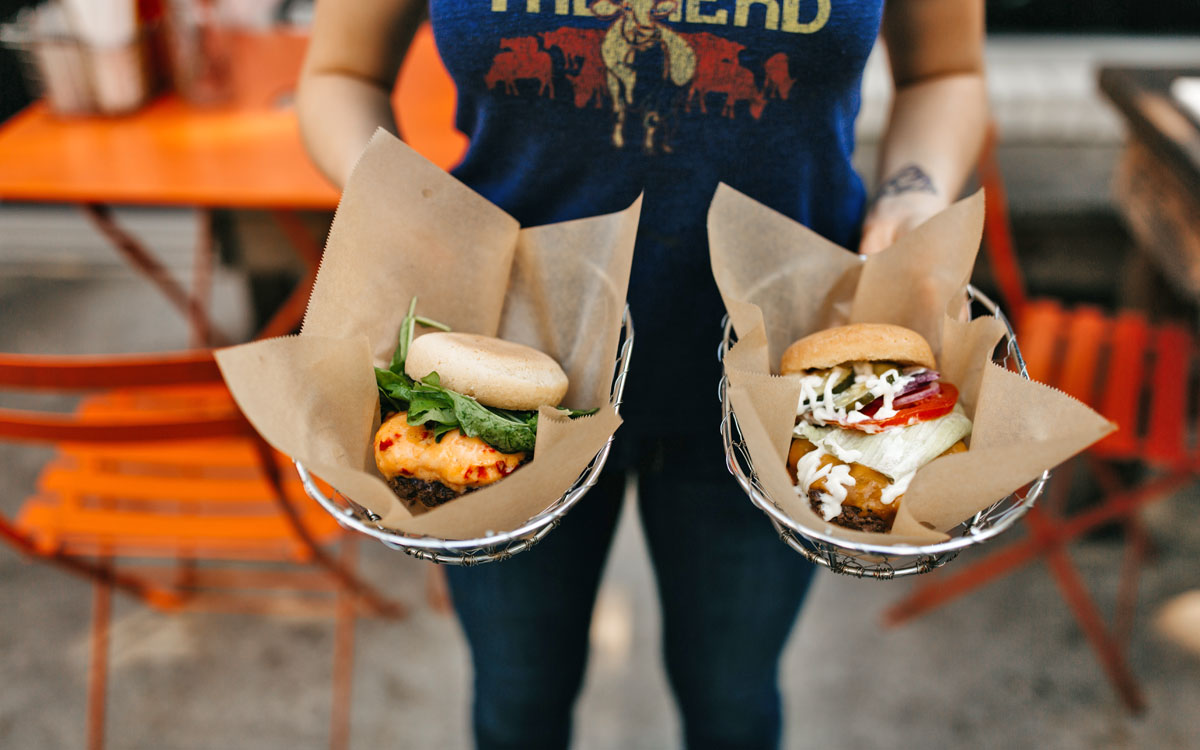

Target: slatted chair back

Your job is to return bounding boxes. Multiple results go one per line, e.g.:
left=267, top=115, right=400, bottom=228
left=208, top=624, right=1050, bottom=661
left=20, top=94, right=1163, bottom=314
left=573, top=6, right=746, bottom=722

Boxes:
left=0, top=351, right=348, bottom=570
left=0, top=352, right=242, bottom=440
left=0, top=349, right=402, bottom=750
left=886, top=126, right=1199, bottom=714
left=0, top=348, right=404, bottom=616
left=976, top=125, right=1195, bottom=471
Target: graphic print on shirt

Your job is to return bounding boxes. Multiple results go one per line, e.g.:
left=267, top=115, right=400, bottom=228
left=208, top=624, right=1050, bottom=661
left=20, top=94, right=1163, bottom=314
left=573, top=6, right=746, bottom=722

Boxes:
left=482, top=0, right=811, bottom=154
left=591, top=0, right=695, bottom=152
left=485, top=36, right=557, bottom=96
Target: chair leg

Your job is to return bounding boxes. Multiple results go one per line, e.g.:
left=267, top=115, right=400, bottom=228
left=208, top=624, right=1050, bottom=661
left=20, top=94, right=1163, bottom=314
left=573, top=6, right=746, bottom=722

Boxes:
left=189, top=209, right=216, bottom=348
left=330, top=538, right=358, bottom=750
left=254, top=210, right=324, bottom=340
left=80, top=203, right=228, bottom=346
left=884, top=533, right=1045, bottom=626
left=87, top=569, right=113, bottom=750
left=1043, top=456, right=1077, bottom=517
left=250, top=437, right=405, bottom=619
left=887, top=473, right=1192, bottom=627
left=1042, top=545, right=1146, bottom=713
left=1114, top=512, right=1150, bottom=648
left=978, top=123, right=1029, bottom=320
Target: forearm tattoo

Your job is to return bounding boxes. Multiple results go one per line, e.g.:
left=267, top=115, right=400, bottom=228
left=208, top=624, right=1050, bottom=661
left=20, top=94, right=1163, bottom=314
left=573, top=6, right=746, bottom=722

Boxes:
left=876, top=164, right=938, bottom=200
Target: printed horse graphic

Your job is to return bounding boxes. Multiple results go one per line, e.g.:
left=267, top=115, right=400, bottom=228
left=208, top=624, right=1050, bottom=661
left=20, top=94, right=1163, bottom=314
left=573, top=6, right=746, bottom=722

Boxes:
left=589, top=0, right=696, bottom=153
left=485, top=36, right=555, bottom=98
left=540, top=27, right=609, bottom=109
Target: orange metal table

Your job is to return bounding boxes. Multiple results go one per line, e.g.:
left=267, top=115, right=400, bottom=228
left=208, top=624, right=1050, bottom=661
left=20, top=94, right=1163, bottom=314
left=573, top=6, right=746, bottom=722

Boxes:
left=0, top=26, right=466, bottom=341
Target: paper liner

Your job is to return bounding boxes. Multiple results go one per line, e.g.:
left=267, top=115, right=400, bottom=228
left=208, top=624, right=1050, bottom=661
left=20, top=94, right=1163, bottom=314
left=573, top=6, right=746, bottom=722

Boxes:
left=710, top=185, right=1115, bottom=547
left=216, top=130, right=639, bottom=539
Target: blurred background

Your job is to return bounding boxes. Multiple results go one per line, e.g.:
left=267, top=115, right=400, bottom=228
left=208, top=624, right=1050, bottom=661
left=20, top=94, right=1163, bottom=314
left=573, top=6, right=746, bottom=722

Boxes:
left=1, top=1, right=1199, bottom=748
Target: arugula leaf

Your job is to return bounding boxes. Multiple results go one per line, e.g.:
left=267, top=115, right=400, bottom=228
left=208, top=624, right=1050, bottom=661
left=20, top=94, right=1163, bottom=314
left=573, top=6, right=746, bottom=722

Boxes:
left=414, top=315, right=452, bottom=332
left=390, top=297, right=419, bottom=374
left=376, top=296, right=593, bottom=456
left=445, top=391, right=538, bottom=454
left=375, top=368, right=414, bottom=413
left=407, top=388, right=457, bottom=426
left=376, top=367, right=413, bottom=395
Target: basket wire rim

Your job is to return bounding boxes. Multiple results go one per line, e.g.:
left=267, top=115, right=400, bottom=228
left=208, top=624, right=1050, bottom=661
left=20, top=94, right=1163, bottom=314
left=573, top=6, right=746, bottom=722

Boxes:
left=719, top=284, right=1049, bottom=565
left=295, top=307, right=633, bottom=561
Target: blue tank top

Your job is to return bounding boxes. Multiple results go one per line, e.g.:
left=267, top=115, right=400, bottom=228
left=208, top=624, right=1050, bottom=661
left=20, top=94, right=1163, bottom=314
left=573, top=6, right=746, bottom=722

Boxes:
left=428, top=0, right=883, bottom=444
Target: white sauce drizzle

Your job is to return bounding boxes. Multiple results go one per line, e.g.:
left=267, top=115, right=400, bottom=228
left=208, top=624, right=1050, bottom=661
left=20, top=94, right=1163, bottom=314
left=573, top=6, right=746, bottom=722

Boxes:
left=880, top=471, right=915, bottom=506
left=822, top=373, right=836, bottom=408
left=822, top=439, right=862, bottom=464
left=815, top=493, right=843, bottom=522
left=795, top=363, right=927, bottom=428
left=794, top=446, right=857, bottom=521
left=791, top=364, right=942, bottom=520
left=860, top=367, right=904, bottom=420
left=796, top=374, right=824, bottom=414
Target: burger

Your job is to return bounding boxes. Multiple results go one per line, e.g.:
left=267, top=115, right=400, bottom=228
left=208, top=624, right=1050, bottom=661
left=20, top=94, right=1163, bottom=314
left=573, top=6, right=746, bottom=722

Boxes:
left=373, top=299, right=589, bottom=509
left=781, top=323, right=972, bottom=533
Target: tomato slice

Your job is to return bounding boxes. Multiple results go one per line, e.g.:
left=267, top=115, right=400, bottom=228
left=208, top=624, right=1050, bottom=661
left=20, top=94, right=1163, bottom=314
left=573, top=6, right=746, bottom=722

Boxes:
left=846, top=382, right=959, bottom=432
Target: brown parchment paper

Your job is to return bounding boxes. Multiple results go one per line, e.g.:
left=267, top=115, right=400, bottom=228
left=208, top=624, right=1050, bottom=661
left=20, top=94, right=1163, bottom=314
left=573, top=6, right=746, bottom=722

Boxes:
left=215, top=130, right=639, bottom=539
left=709, top=184, right=1115, bottom=547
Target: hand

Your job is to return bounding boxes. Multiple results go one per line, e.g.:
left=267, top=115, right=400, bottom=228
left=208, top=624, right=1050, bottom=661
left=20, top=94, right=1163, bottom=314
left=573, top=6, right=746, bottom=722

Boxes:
left=858, top=190, right=948, bottom=256
left=859, top=184, right=968, bottom=321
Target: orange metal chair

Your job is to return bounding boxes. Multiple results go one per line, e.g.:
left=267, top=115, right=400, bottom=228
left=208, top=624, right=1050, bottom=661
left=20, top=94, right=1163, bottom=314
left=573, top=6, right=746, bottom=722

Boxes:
left=883, top=128, right=1196, bottom=713
left=0, top=350, right=405, bottom=750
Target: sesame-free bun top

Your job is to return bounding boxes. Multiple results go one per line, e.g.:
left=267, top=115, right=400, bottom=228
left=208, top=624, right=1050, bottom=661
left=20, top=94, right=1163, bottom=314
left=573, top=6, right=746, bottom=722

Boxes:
left=405, top=332, right=569, bottom=410
left=780, top=323, right=937, bottom=374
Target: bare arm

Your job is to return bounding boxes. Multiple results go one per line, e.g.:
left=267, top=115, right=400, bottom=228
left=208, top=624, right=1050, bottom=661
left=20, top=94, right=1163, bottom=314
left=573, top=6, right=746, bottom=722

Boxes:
left=296, top=0, right=428, bottom=189
left=858, top=0, right=988, bottom=255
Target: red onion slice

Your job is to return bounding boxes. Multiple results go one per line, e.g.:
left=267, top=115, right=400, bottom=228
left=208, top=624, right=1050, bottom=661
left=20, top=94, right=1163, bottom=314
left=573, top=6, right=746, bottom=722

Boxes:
left=891, top=370, right=939, bottom=399
left=856, top=371, right=943, bottom=417
left=902, top=369, right=940, bottom=386
left=894, top=382, right=942, bottom=408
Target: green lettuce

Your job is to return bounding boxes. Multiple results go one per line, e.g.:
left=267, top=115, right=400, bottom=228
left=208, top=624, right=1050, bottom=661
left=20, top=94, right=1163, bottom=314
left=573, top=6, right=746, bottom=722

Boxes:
left=375, top=298, right=594, bottom=455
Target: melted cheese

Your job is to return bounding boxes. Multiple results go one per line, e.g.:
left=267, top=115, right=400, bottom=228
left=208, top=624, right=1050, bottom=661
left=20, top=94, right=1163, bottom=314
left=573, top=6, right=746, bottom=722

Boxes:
left=793, top=444, right=857, bottom=521
left=374, top=412, right=526, bottom=491
left=787, top=438, right=969, bottom=530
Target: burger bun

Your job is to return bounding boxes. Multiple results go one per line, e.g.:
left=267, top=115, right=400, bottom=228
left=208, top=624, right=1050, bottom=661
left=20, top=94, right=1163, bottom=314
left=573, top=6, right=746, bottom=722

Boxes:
left=780, top=323, right=936, bottom=374
left=405, top=332, right=569, bottom=410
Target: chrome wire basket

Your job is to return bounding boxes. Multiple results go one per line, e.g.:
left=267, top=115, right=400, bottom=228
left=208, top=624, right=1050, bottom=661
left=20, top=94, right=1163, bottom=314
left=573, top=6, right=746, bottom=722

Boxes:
left=296, top=309, right=634, bottom=566
left=719, top=286, right=1049, bottom=579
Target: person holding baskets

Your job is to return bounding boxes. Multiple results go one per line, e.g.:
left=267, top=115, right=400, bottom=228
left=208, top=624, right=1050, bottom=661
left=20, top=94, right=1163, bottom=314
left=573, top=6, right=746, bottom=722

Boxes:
left=296, top=1, right=987, bottom=747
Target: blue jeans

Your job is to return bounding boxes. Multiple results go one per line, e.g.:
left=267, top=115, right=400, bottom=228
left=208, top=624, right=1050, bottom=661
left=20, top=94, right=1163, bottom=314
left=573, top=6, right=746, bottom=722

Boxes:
left=445, top=437, right=817, bottom=750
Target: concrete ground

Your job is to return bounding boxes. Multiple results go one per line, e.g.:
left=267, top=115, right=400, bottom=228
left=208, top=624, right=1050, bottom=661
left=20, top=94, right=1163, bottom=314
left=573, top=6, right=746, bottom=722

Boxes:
left=1, top=244, right=1199, bottom=749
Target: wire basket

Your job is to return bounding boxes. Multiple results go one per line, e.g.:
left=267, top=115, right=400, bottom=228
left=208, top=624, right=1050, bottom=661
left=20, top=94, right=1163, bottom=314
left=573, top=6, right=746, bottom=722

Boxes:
left=719, top=286, right=1049, bottom=579
left=296, top=308, right=634, bottom=566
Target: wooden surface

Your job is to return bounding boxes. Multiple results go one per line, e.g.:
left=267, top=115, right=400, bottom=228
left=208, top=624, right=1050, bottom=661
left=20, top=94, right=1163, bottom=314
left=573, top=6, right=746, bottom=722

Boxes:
left=1100, top=67, right=1200, bottom=300
left=1099, top=67, right=1200, bottom=199
left=1113, top=139, right=1200, bottom=297
left=0, top=25, right=466, bottom=209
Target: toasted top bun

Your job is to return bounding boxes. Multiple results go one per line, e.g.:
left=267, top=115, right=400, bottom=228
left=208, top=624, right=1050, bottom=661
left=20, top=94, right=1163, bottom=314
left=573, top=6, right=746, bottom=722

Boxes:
left=405, top=332, right=569, bottom=410
left=780, top=323, right=937, bottom=374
